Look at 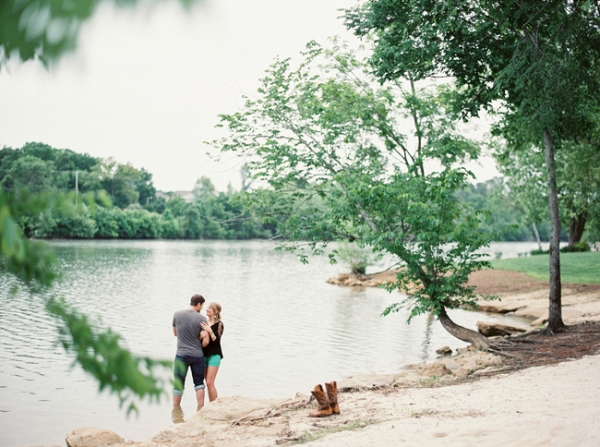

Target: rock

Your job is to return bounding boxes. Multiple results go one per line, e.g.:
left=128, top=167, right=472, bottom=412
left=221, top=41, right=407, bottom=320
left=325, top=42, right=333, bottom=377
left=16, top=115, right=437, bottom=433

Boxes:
left=65, top=427, right=123, bottom=447
left=455, top=363, right=476, bottom=379
left=419, top=362, right=452, bottom=378
left=476, top=304, right=523, bottom=313
left=456, top=345, right=476, bottom=355
left=436, top=346, right=453, bottom=356
left=477, top=321, right=528, bottom=337
left=532, top=316, right=548, bottom=326
left=438, top=358, right=461, bottom=374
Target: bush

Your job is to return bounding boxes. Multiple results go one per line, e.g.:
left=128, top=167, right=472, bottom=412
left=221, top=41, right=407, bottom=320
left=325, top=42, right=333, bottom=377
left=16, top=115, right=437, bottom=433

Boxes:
left=561, top=241, right=591, bottom=253
left=335, top=241, right=382, bottom=275
left=94, top=207, right=119, bottom=238
left=44, top=205, right=97, bottom=238
left=530, top=249, right=549, bottom=256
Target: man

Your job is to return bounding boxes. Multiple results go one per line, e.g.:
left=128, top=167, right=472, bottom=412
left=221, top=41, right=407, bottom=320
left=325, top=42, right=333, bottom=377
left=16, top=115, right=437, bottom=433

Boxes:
left=172, top=294, right=210, bottom=410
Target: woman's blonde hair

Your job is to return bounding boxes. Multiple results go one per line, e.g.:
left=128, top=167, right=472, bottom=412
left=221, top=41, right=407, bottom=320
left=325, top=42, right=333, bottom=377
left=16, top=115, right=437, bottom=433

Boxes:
left=209, top=302, right=222, bottom=322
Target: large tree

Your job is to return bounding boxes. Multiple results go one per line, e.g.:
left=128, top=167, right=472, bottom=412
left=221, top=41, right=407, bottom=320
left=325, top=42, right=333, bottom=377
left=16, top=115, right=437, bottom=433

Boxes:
left=212, top=41, right=495, bottom=349
left=346, top=0, right=600, bottom=333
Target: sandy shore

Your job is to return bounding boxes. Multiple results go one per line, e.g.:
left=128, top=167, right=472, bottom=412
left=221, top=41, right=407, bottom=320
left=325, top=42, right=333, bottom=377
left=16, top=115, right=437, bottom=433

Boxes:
left=296, top=355, right=600, bottom=447
left=68, top=353, right=599, bottom=447
left=64, top=272, right=600, bottom=447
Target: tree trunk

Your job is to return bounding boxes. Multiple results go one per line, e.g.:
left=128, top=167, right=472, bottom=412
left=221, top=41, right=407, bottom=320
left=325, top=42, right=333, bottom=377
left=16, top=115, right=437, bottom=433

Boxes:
left=543, top=129, right=565, bottom=333
left=568, top=212, right=587, bottom=246
left=532, top=223, right=542, bottom=251
left=438, top=306, right=490, bottom=350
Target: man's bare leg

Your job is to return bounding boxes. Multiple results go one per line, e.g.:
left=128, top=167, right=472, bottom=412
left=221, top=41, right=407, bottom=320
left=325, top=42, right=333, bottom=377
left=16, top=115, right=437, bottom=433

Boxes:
left=173, top=394, right=182, bottom=407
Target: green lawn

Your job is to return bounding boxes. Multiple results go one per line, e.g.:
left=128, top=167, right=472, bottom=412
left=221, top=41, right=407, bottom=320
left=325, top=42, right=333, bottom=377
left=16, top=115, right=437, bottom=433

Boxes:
left=490, top=251, right=600, bottom=284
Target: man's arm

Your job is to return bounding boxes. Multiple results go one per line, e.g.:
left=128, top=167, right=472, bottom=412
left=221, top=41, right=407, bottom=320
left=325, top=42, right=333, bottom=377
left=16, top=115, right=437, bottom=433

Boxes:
left=173, top=326, right=177, bottom=336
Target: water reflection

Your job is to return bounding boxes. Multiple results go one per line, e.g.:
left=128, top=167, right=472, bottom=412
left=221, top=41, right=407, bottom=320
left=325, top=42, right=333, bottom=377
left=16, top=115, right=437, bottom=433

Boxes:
left=171, top=406, right=185, bottom=424
left=420, top=312, right=435, bottom=361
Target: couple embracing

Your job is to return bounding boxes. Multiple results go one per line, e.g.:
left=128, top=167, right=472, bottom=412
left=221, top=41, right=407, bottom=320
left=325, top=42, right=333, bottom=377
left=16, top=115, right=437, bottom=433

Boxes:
left=172, top=294, right=224, bottom=411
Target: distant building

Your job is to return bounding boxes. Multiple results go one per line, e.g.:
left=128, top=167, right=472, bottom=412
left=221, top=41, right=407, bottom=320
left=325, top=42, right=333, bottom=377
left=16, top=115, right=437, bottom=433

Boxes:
left=156, top=190, right=194, bottom=203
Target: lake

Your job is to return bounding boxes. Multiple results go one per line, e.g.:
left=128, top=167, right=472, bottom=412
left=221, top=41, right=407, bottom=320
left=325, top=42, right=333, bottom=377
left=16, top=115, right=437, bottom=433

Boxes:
left=0, top=240, right=539, bottom=447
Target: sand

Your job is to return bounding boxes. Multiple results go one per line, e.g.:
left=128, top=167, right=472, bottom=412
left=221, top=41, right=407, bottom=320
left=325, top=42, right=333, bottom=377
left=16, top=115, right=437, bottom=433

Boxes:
left=85, top=354, right=599, bottom=447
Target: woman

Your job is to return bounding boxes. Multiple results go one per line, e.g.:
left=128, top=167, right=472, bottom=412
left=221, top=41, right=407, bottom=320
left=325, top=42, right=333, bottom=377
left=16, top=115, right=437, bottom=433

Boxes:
left=201, top=302, right=224, bottom=402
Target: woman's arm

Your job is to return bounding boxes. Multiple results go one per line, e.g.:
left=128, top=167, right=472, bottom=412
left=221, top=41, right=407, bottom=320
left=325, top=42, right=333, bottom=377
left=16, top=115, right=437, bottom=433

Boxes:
left=200, top=329, right=210, bottom=347
left=201, top=321, right=217, bottom=342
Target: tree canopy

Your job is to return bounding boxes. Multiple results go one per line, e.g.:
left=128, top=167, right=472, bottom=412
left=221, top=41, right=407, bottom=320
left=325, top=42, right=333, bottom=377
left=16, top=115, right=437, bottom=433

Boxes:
left=345, top=0, right=600, bottom=333
left=212, top=41, right=495, bottom=349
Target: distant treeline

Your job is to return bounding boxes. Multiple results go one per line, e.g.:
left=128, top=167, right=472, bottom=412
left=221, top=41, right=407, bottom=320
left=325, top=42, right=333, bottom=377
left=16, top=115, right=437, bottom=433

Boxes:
left=0, top=142, right=273, bottom=240
left=1, top=142, right=548, bottom=242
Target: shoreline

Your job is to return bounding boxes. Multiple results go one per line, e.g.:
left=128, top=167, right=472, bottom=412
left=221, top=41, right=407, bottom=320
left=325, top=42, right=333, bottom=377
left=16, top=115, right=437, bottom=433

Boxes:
left=62, top=270, right=600, bottom=447
left=66, top=352, right=600, bottom=447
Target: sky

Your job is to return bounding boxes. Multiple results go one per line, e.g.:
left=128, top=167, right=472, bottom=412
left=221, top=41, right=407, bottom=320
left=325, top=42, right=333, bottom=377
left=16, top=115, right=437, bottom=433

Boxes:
left=0, top=0, right=499, bottom=193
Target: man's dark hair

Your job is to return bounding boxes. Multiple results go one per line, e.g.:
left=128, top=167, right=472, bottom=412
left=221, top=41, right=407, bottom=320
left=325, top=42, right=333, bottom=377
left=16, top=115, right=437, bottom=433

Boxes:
left=190, top=294, right=205, bottom=306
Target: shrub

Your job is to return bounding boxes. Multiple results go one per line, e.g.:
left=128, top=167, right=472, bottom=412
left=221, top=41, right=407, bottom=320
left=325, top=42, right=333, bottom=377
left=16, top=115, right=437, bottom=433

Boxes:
left=336, top=242, right=382, bottom=275
left=561, top=241, right=591, bottom=253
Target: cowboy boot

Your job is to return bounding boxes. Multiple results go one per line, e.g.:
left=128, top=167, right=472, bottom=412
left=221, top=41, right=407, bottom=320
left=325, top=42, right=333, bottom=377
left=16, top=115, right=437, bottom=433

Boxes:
left=325, top=381, right=340, bottom=415
left=309, top=384, right=333, bottom=417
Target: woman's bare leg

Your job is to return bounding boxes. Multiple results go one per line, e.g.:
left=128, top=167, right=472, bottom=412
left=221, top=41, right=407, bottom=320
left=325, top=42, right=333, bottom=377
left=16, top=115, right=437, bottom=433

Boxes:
left=205, top=366, right=219, bottom=402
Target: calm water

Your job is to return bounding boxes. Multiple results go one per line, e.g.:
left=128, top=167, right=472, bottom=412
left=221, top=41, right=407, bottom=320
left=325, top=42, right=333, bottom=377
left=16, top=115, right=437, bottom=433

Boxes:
left=0, top=240, right=537, bottom=447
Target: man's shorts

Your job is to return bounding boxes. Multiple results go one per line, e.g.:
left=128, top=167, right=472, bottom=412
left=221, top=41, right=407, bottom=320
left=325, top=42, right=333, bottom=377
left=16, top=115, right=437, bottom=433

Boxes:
left=173, top=355, right=205, bottom=396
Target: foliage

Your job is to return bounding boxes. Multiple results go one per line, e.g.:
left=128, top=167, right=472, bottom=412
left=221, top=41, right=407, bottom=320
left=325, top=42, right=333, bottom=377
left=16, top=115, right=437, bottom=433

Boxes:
left=456, top=178, right=550, bottom=242
left=335, top=241, right=382, bottom=275
left=0, top=0, right=198, bottom=68
left=1, top=143, right=272, bottom=240
left=561, top=241, right=591, bottom=253
left=0, top=189, right=57, bottom=286
left=0, top=154, right=55, bottom=193
left=345, top=0, right=600, bottom=333
left=491, top=252, right=600, bottom=284
left=0, top=0, right=199, bottom=416
left=494, top=137, right=600, bottom=245
left=212, top=40, right=493, bottom=347
left=46, top=296, right=171, bottom=414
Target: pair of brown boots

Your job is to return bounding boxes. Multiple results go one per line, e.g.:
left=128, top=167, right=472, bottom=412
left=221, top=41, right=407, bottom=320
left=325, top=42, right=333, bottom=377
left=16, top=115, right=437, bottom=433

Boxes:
left=309, top=381, right=339, bottom=417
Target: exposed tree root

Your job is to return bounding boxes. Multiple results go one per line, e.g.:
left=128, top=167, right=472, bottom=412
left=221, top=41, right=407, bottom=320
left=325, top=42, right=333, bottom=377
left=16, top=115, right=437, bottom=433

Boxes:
left=477, top=321, right=600, bottom=375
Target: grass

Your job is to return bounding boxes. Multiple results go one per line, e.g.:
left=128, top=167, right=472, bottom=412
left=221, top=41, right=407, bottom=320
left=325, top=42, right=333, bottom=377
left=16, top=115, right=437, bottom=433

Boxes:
left=490, top=251, right=600, bottom=284
left=294, top=420, right=371, bottom=444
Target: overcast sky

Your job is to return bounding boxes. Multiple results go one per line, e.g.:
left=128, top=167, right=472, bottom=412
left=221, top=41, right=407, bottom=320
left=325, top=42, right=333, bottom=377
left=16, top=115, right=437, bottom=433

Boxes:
left=0, top=0, right=499, bottom=192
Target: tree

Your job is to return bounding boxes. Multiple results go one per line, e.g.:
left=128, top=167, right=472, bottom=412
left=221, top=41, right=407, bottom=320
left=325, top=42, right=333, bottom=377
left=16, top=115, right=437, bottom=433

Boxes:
left=0, top=154, right=55, bottom=193
left=136, top=168, right=157, bottom=207
left=212, top=41, right=495, bottom=349
left=92, top=158, right=142, bottom=208
left=346, top=0, right=600, bottom=333
left=495, top=139, right=600, bottom=247
left=456, top=178, right=543, bottom=243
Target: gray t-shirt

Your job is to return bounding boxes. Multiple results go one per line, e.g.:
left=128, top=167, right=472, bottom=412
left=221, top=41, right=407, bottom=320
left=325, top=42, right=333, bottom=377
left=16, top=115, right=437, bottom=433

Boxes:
left=172, top=309, right=208, bottom=357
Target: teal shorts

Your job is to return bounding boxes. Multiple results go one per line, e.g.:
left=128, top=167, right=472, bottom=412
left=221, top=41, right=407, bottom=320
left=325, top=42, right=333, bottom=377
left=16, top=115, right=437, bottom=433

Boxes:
left=204, top=354, right=222, bottom=368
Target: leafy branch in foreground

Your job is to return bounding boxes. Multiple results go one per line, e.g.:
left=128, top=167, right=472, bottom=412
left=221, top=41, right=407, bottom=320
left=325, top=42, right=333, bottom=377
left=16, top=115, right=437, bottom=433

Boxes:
left=0, top=189, right=57, bottom=287
left=1, top=188, right=171, bottom=412
left=1, top=0, right=201, bottom=417
left=46, top=297, right=171, bottom=415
